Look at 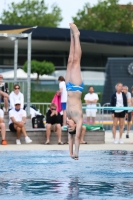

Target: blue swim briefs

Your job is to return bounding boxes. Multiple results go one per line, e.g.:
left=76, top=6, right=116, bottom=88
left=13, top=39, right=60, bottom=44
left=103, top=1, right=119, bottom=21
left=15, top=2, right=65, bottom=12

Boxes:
left=66, top=82, right=84, bottom=92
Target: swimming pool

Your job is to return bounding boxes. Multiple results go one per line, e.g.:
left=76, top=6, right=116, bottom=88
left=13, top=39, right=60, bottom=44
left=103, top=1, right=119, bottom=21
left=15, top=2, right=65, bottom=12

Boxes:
left=0, top=150, right=133, bottom=200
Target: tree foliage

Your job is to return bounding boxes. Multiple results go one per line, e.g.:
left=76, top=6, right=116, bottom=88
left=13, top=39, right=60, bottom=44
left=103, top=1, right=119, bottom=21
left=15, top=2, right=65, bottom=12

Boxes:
left=23, top=60, right=55, bottom=81
left=72, top=0, right=133, bottom=33
left=0, top=0, right=62, bottom=27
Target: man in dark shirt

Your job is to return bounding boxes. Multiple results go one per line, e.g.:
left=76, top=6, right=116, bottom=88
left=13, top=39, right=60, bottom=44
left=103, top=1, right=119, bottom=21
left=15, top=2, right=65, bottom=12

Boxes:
left=45, top=103, right=63, bottom=144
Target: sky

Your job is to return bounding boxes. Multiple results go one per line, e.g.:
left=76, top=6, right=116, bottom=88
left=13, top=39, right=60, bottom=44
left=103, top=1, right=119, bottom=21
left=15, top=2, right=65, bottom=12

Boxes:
left=1, top=0, right=133, bottom=28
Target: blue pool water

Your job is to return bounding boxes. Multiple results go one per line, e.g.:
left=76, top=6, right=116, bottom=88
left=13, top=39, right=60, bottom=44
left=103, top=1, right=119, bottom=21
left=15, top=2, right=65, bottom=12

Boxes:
left=0, top=150, right=133, bottom=200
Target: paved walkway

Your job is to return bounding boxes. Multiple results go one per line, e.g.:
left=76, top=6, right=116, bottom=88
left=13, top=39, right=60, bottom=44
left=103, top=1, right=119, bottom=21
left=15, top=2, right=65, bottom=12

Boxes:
left=0, top=131, right=133, bottom=151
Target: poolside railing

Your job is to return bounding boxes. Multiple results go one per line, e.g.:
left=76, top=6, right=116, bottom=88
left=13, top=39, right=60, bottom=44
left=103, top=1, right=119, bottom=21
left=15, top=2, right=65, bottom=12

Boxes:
left=1, top=99, right=132, bottom=131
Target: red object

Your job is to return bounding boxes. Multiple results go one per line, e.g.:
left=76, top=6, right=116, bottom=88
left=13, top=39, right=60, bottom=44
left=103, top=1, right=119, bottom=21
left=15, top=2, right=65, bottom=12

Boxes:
left=1, top=140, right=7, bottom=145
left=52, top=93, right=62, bottom=112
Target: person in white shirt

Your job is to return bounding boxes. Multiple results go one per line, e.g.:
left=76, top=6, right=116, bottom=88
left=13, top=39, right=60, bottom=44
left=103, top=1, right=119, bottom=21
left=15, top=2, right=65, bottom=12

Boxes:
left=9, top=84, right=24, bottom=110
left=84, top=86, right=99, bottom=124
left=0, top=74, right=9, bottom=114
left=111, top=83, right=127, bottom=144
left=9, top=99, right=32, bottom=145
left=58, top=76, right=67, bottom=129
left=0, top=109, right=7, bottom=145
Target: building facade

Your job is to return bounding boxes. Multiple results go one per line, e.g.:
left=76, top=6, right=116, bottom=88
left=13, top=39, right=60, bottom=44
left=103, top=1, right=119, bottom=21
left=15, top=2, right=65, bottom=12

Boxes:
left=0, top=24, right=133, bottom=73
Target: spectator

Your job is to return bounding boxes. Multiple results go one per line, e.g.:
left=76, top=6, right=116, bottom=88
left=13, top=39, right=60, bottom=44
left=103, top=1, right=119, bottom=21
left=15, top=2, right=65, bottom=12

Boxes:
left=111, top=83, right=127, bottom=144
left=9, top=84, right=24, bottom=110
left=66, top=119, right=87, bottom=144
left=0, top=108, right=7, bottom=145
left=122, top=86, right=132, bottom=138
left=9, top=99, right=32, bottom=145
left=58, top=76, right=67, bottom=129
left=45, top=103, right=63, bottom=145
left=80, top=125, right=87, bottom=144
left=0, top=74, right=9, bottom=114
left=65, top=122, right=87, bottom=144
left=131, top=86, right=133, bottom=126
left=84, top=86, right=99, bottom=124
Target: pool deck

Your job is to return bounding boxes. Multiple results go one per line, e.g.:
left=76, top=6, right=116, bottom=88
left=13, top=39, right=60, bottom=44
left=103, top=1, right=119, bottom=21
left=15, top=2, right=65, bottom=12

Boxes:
left=0, top=131, right=133, bottom=151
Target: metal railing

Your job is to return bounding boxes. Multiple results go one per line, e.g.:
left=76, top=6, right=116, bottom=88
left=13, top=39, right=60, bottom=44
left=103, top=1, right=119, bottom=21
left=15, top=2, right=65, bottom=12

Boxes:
left=3, top=80, right=28, bottom=100
left=0, top=80, right=29, bottom=115
left=101, top=103, right=112, bottom=131
left=0, top=101, right=50, bottom=117
left=82, top=102, right=102, bottom=124
left=29, top=102, right=51, bottom=116
left=29, top=102, right=102, bottom=120
left=29, top=103, right=105, bottom=127
left=83, top=103, right=133, bottom=131
left=2, top=100, right=132, bottom=132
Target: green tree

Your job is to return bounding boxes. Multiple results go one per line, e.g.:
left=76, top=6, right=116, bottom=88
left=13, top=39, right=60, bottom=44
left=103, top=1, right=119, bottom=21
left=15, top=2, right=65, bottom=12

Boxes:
left=23, top=60, right=55, bottom=82
left=72, top=0, right=133, bottom=33
left=0, top=0, right=62, bottom=27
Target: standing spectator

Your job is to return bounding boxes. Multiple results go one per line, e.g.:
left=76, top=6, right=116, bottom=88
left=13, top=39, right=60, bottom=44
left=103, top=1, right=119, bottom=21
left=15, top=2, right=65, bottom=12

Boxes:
left=111, top=83, right=127, bottom=144
left=58, top=76, right=67, bottom=129
left=0, top=74, right=9, bottom=114
left=9, top=100, right=32, bottom=145
left=9, top=84, right=24, bottom=110
left=0, top=108, right=7, bottom=145
left=84, top=86, right=99, bottom=124
left=131, top=86, right=133, bottom=125
left=45, top=103, right=63, bottom=145
left=122, top=86, right=132, bottom=138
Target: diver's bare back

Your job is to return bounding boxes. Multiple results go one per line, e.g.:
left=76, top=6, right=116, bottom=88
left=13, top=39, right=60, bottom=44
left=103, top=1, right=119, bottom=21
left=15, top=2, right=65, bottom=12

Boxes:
left=66, top=91, right=83, bottom=123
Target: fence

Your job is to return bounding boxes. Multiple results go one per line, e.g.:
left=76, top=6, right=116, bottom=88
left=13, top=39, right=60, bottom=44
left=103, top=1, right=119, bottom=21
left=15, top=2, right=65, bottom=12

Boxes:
left=82, top=102, right=113, bottom=130
left=0, top=80, right=30, bottom=113
left=82, top=103, right=101, bottom=124
left=101, top=103, right=112, bottom=131
left=1, top=97, right=133, bottom=131
left=29, top=102, right=51, bottom=116
left=28, top=103, right=106, bottom=130
left=5, top=80, right=28, bottom=100
left=29, top=102, right=115, bottom=131
left=82, top=103, right=133, bottom=131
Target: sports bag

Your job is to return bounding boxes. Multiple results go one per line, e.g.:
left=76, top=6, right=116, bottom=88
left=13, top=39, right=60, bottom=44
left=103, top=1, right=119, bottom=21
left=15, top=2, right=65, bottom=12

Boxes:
left=32, top=115, right=45, bottom=128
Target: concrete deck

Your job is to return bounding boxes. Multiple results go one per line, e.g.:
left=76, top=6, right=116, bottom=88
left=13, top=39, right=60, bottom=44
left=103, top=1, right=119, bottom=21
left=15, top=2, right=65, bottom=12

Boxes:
left=0, top=131, right=133, bottom=151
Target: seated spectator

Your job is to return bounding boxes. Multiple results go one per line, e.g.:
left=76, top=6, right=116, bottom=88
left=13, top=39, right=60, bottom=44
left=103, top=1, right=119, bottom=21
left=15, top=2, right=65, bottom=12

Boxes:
left=80, top=126, right=87, bottom=144
left=45, top=103, right=63, bottom=145
left=0, top=108, right=7, bottom=145
left=9, top=84, right=24, bottom=110
left=9, top=100, right=32, bottom=145
left=0, top=74, right=9, bottom=114
left=66, top=118, right=87, bottom=144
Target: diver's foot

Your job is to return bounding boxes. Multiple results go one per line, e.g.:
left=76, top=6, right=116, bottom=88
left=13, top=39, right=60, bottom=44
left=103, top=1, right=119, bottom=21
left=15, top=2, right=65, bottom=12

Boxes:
left=71, top=154, right=79, bottom=160
left=70, top=28, right=74, bottom=36
left=69, top=23, right=80, bottom=36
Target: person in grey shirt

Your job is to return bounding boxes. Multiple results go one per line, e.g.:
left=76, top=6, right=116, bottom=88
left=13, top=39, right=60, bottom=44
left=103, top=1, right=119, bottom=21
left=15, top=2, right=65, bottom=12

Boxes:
left=122, top=86, right=132, bottom=138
